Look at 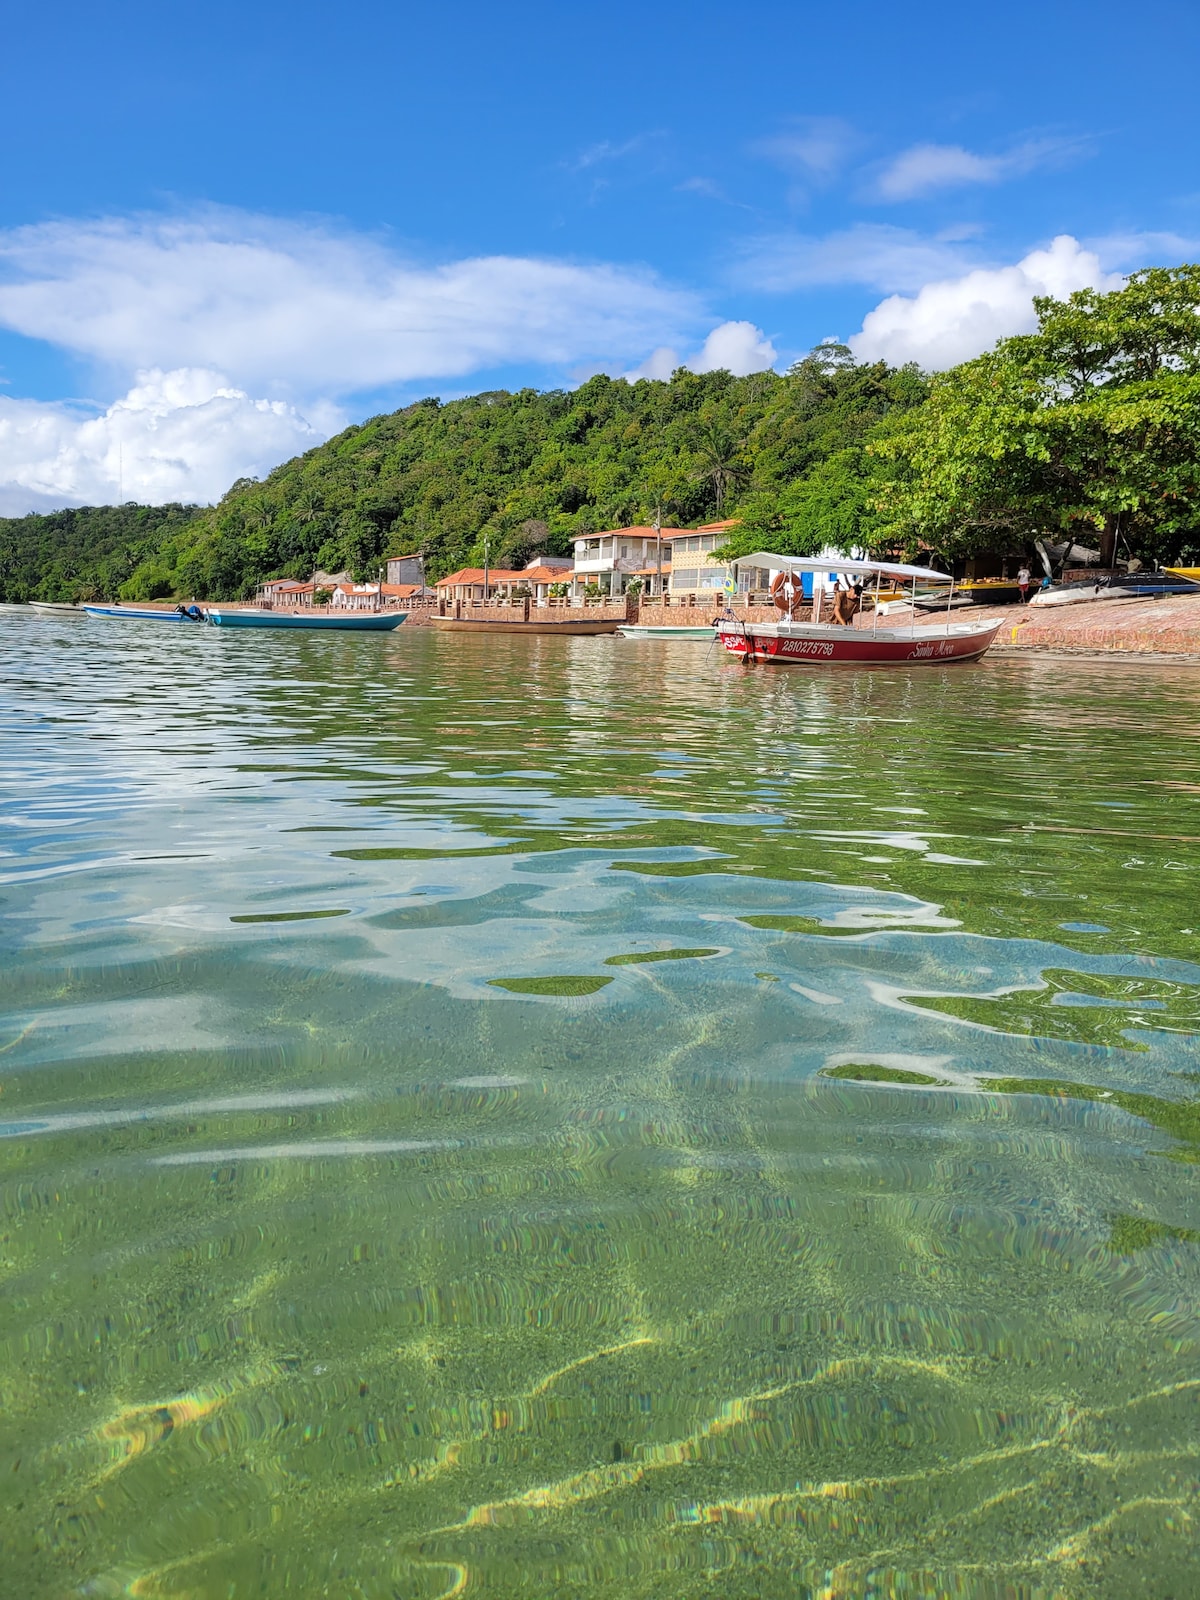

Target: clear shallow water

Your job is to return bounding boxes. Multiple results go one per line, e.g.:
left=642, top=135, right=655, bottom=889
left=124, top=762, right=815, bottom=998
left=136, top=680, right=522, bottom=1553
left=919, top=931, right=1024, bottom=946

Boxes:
left=1, top=610, right=1199, bottom=1598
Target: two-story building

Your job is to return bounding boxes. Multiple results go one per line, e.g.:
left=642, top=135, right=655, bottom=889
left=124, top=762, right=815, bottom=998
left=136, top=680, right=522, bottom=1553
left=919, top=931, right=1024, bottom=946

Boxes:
left=571, top=526, right=674, bottom=597
left=385, top=552, right=426, bottom=587
left=659, top=520, right=773, bottom=600
left=256, top=578, right=315, bottom=607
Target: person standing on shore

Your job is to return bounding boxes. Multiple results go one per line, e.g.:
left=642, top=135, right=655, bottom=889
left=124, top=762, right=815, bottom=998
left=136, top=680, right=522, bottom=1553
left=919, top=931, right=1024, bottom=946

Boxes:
left=1017, top=564, right=1032, bottom=603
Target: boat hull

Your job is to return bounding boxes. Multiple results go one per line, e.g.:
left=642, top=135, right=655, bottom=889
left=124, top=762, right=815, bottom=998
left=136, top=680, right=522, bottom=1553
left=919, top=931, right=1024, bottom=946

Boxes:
left=717, top=618, right=1002, bottom=665
left=617, top=624, right=715, bottom=639
left=83, top=604, right=202, bottom=622
left=206, top=609, right=406, bottom=630
left=430, top=616, right=620, bottom=635
left=1031, top=580, right=1200, bottom=607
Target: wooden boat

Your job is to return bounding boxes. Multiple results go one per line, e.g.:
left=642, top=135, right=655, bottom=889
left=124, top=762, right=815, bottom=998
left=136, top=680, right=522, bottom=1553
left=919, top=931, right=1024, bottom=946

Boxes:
left=955, top=577, right=1024, bottom=601
left=717, top=554, right=1003, bottom=667
left=206, top=608, right=406, bottom=630
left=84, top=603, right=206, bottom=622
left=430, top=615, right=619, bottom=635
left=617, top=623, right=715, bottom=639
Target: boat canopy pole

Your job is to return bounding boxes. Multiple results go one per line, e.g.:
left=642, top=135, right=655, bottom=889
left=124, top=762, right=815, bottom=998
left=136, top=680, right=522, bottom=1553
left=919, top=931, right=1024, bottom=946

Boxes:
left=872, top=568, right=880, bottom=636
left=944, top=574, right=955, bottom=635
left=910, top=574, right=916, bottom=636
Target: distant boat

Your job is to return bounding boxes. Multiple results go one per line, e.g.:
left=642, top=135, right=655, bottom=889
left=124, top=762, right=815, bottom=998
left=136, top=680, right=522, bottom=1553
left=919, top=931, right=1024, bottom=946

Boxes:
left=206, top=608, right=407, bottom=631
left=84, top=603, right=205, bottom=622
left=1030, top=574, right=1200, bottom=608
left=617, top=623, right=716, bottom=640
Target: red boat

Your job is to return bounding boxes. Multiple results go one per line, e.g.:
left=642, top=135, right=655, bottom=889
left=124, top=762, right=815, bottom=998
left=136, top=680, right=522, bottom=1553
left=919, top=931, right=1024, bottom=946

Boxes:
left=717, top=553, right=1003, bottom=667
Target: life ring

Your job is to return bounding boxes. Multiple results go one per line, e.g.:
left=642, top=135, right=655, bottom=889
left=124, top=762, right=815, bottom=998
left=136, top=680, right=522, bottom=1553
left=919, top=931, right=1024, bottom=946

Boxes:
left=770, top=570, right=804, bottom=618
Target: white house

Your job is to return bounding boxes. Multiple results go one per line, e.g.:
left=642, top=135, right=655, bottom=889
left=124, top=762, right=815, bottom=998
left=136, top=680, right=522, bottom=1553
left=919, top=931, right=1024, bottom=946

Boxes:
left=571, top=526, right=674, bottom=597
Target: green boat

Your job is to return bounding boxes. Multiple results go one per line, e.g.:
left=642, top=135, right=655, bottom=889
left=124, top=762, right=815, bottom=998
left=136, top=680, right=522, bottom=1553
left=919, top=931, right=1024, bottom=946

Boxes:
left=617, top=623, right=716, bottom=640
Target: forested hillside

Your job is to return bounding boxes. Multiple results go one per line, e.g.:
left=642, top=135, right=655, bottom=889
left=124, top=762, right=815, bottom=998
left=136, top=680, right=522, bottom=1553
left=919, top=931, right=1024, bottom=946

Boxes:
left=0, top=353, right=924, bottom=602
left=5, top=267, right=1199, bottom=605
left=0, top=503, right=201, bottom=604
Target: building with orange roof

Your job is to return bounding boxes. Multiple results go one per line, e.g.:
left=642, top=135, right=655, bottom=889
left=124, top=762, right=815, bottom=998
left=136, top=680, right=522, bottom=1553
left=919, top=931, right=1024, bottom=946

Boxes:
left=331, top=581, right=427, bottom=610
left=435, top=567, right=526, bottom=602
left=664, top=520, right=768, bottom=600
left=256, top=577, right=316, bottom=607
left=436, top=556, right=574, bottom=604
left=571, top=526, right=675, bottom=597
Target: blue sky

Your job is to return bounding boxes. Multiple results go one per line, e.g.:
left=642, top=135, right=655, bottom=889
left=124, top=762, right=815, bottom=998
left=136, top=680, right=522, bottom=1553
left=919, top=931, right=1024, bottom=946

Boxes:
left=1, top=0, right=1197, bottom=510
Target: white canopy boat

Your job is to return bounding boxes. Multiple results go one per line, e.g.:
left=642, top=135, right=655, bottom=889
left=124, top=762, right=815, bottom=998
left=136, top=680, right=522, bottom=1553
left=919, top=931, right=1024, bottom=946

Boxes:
left=716, top=554, right=1003, bottom=667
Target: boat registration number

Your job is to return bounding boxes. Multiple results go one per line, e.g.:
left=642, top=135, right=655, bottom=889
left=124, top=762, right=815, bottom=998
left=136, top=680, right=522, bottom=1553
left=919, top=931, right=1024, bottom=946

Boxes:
left=777, top=639, right=836, bottom=657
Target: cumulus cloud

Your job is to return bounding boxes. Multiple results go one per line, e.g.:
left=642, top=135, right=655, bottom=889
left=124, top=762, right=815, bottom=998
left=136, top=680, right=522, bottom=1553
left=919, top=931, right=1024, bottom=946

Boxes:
left=872, top=137, right=1084, bottom=201
left=849, top=234, right=1121, bottom=369
left=689, top=320, right=777, bottom=373
left=734, top=223, right=975, bottom=294
left=624, top=320, right=777, bottom=380
left=0, top=368, right=327, bottom=514
left=0, top=208, right=701, bottom=395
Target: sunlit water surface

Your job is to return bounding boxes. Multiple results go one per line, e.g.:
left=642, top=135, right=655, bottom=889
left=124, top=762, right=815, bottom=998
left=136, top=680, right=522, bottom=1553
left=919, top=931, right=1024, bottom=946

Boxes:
left=2, top=610, right=1199, bottom=1598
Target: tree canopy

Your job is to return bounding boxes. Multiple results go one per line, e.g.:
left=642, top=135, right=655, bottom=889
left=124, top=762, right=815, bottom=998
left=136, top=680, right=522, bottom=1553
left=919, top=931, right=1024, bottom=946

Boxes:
left=872, top=265, right=1200, bottom=566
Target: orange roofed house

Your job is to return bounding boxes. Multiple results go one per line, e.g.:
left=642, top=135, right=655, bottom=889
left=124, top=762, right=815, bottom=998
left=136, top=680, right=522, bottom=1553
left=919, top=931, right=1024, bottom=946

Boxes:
left=571, top=527, right=673, bottom=597
left=331, top=581, right=426, bottom=610
left=659, top=521, right=770, bottom=601
left=435, top=556, right=574, bottom=605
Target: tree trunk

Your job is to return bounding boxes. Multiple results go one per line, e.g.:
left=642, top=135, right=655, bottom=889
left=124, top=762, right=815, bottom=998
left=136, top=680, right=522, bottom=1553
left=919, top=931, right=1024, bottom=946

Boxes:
left=1099, top=514, right=1118, bottom=569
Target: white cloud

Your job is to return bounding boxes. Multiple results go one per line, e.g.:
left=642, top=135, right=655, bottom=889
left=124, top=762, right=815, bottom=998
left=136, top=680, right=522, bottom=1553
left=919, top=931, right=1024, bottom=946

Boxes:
left=873, top=137, right=1084, bottom=201
left=689, top=320, right=777, bottom=373
left=735, top=223, right=975, bottom=294
left=624, top=320, right=777, bottom=381
left=0, top=368, right=328, bottom=514
left=0, top=208, right=702, bottom=396
left=627, top=346, right=680, bottom=381
left=849, top=234, right=1121, bottom=369
left=1086, top=229, right=1200, bottom=268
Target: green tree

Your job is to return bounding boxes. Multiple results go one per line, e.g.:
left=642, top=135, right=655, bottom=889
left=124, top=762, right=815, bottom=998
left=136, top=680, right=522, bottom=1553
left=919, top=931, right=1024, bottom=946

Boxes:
left=874, top=265, right=1200, bottom=566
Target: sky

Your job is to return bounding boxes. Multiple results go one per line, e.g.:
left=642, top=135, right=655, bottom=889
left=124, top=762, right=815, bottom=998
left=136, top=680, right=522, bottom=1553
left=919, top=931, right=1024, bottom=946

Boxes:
left=1, top=0, right=1198, bottom=514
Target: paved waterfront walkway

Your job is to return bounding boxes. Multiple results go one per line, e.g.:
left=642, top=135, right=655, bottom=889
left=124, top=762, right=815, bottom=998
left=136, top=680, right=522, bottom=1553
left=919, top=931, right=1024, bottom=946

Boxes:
left=880, top=593, right=1200, bottom=655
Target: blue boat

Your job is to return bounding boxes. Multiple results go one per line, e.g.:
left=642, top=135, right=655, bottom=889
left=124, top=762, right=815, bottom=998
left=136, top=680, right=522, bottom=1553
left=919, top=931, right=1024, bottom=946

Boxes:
left=84, top=604, right=206, bottom=622
left=205, top=608, right=407, bottom=631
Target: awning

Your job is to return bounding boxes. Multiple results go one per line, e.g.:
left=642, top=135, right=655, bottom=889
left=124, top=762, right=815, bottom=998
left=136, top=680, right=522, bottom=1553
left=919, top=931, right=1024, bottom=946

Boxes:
left=730, top=552, right=948, bottom=583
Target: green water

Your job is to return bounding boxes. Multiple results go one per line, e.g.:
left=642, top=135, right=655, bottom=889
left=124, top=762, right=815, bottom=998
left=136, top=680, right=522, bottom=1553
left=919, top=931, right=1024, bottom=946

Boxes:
left=1, top=612, right=1198, bottom=1598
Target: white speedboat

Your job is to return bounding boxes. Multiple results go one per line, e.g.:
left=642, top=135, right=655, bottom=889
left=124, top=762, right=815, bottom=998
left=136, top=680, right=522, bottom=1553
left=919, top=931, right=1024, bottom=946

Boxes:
left=1031, top=574, right=1200, bottom=607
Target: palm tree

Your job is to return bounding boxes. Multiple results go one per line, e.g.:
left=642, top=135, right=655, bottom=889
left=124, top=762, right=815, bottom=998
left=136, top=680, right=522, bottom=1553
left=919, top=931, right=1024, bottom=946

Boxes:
left=691, top=425, right=747, bottom=517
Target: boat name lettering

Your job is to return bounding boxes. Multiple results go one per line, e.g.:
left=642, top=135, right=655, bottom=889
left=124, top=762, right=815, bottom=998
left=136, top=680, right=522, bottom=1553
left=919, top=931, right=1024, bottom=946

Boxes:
left=908, top=639, right=960, bottom=659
